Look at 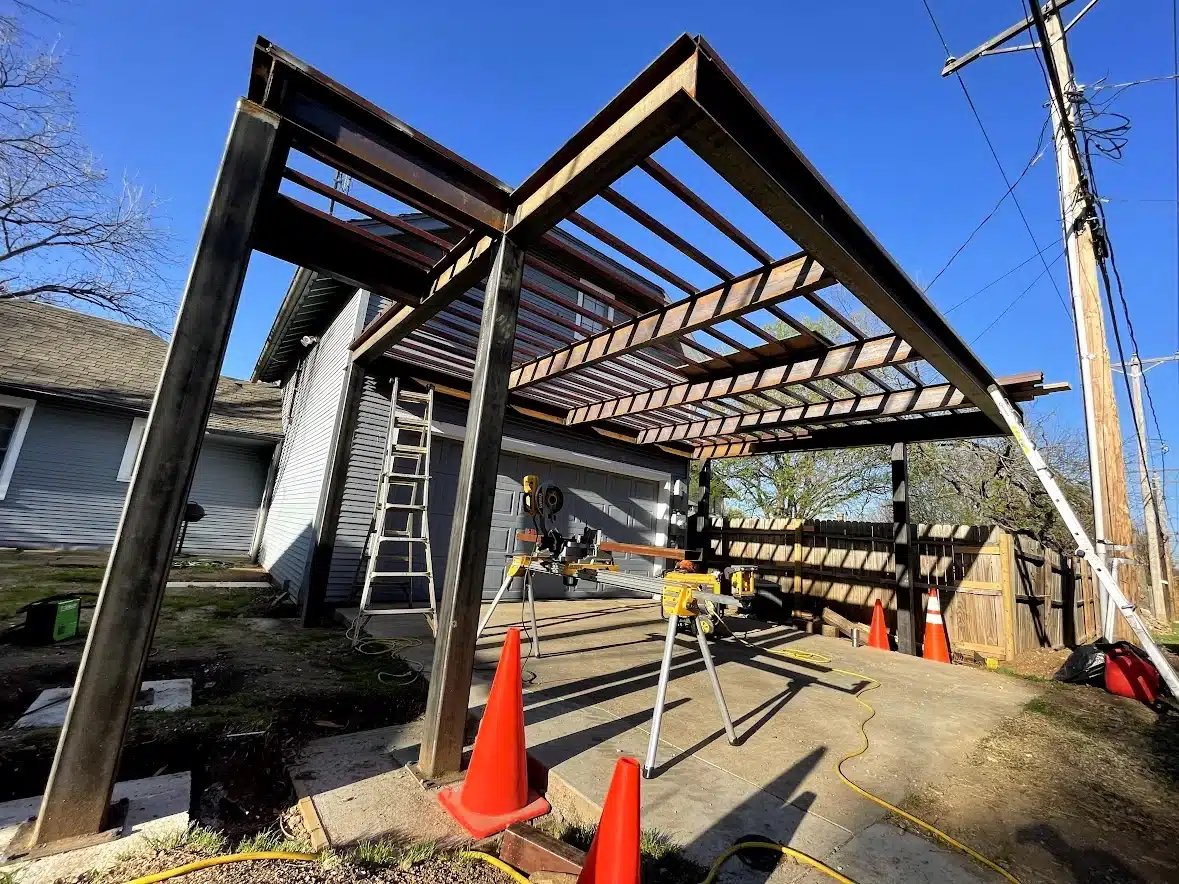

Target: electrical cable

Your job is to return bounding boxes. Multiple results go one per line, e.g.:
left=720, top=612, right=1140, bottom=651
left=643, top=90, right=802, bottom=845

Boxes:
left=343, top=621, right=425, bottom=685
left=461, top=850, right=532, bottom=883
left=920, top=0, right=1072, bottom=323
left=971, top=249, right=1067, bottom=343
left=944, top=242, right=1061, bottom=314
left=925, top=120, right=1050, bottom=293
left=121, top=851, right=319, bottom=884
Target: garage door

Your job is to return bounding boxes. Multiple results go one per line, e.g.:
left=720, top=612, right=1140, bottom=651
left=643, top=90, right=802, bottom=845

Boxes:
left=429, top=439, right=665, bottom=600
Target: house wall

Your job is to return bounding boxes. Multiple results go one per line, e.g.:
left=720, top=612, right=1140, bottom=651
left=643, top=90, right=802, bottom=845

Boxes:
left=0, top=399, right=271, bottom=554
left=322, top=375, right=690, bottom=606
left=257, top=289, right=365, bottom=597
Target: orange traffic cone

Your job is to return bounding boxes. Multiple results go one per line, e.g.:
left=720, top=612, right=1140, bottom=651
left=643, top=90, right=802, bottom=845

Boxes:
left=922, top=588, right=951, bottom=664
left=437, top=627, right=550, bottom=838
left=578, top=757, right=641, bottom=884
left=866, top=598, right=890, bottom=650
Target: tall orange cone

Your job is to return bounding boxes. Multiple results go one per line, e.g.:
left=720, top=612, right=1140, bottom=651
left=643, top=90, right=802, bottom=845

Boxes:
left=922, top=588, right=951, bottom=664
left=577, top=757, right=641, bottom=884
left=866, top=598, right=890, bottom=650
left=437, top=627, right=550, bottom=838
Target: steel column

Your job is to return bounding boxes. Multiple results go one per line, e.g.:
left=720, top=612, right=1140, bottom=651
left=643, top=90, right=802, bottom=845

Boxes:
left=32, top=100, right=282, bottom=845
left=892, top=442, right=920, bottom=655
left=418, top=235, right=524, bottom=779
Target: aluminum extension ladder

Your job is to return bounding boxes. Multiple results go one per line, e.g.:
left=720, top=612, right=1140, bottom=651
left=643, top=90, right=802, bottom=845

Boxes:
left=354, top=380, right=437, bottom=642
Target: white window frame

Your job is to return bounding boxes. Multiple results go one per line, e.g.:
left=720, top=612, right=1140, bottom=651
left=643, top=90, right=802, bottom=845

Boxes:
left=576, top=282, right=615, bottom=335
left=0, top=393, right=36, bottom=500
left=117, top=416, right=148, bottom=482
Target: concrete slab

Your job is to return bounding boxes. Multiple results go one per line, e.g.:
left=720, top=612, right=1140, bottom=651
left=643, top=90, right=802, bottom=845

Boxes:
left=341, top=600, right=1040, bottom=883
left=13, top=679, right=193, bottom=728
left=0, top=772, right=191, bottom=884
left=786, top=823, right=1001, bottom=884
left=288, top=723, right=470, bottom=849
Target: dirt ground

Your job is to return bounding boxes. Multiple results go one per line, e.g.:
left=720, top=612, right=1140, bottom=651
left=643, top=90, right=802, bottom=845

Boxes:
left=902, top=673, right=1179, bottom=883
left=0, top=552, right=426, bottom=836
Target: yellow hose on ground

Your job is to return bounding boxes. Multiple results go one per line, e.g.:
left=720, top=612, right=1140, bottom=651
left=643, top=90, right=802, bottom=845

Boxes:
left=461, top=850, right=532, bottom=883
left=122, top=851, right=318, bottom=884
left=701, top=841, right=857, bottom=884
left=715, top=616, right=1023, bottom=884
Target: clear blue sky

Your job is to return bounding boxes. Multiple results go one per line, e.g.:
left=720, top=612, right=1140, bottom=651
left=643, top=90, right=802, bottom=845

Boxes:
left=52, top=0, right=1179, bottom=518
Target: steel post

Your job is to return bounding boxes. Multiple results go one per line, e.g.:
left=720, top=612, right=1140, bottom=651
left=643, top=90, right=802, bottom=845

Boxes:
left=32, top=100, right=282, bottom=845
left=418, top=236, right=524, bottom=779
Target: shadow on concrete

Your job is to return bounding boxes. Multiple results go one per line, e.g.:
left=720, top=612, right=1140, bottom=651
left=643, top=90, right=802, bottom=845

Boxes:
left=527, top=698, right=691, bottom=769
left=682, top=747, right=828, bottom=882
left=1016, top=823, right=1145, bottom=884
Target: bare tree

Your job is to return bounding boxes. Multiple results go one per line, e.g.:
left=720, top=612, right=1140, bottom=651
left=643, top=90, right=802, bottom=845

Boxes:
left=0, top=6, right=173, bottom=326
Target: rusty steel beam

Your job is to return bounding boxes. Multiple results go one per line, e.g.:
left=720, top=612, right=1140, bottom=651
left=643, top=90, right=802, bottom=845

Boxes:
left=679, top=37, right=1007, bottom=428
left=639, top=156, right=773, bottom=265
left=565, top=333, right=916, bottom=425
left=599, top=186, right=732, bottom=279
left=510, top=253, right=831, bottom=389
left=566, top=211, right=697, bottom=294
left=254, top=194, right=426, bottom=303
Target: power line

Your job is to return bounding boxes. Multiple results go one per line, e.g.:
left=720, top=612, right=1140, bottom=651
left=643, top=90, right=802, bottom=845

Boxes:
left=945, top=241, right=1063, bottom=313
left=925, top=120, right=1050, bottom=292
left=971, top=249, right=1067, bottom=342
left=920, top=0, right=1073, bottom=322
left=1173, top=0, right=1179, bottom=399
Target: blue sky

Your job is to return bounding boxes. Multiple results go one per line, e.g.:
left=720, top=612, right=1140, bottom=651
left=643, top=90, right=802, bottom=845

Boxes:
left=49, top=0, right=1179, bottom=517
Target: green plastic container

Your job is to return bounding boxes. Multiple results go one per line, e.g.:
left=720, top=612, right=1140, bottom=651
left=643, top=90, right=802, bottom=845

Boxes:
left=25, top=595, right=81, bottom=643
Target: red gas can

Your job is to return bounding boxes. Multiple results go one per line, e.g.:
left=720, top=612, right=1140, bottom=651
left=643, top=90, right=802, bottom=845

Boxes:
left=1104, top=645, right=1161, bottom=706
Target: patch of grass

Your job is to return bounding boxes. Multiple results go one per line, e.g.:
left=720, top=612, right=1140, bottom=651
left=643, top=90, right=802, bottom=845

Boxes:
left=548, top=821, right=704, bottom=884
left=0, top=868, right=20, bottom=884
left=140, top=824, right=231, bottom=856
left=234, top=827, right=309, bottom=854
left=141, top=825, right=196, bottom=853
left=351, top=839, right=441, bottom=869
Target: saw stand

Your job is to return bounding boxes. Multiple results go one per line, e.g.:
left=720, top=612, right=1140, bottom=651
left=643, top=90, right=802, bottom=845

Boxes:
left=644, top=589, right=741, bottom=778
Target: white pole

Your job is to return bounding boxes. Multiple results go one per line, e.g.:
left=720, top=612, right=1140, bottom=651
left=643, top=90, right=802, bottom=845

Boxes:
left=989, top=386, right=1179, bottom=697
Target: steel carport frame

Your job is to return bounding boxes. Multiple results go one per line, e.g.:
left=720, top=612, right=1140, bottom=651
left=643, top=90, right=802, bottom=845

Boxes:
left=29, top=33, right=1062, bottom=846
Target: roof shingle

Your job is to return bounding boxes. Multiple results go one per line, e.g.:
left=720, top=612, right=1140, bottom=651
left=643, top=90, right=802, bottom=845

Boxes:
left=0, top=299, right=283, bottom=439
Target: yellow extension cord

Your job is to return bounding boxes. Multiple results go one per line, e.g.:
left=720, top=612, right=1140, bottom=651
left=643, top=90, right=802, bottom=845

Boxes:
left=123, top=625, right=1022, bottom=884
left=123, top=851, right=319, bottom=884
left=715, top=618, right=1023, bottom=884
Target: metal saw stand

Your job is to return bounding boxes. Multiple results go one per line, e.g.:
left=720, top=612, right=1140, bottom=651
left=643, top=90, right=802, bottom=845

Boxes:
left=644, top=607, right=737, bottom=778
left=476, top=558, right=541, bottom=658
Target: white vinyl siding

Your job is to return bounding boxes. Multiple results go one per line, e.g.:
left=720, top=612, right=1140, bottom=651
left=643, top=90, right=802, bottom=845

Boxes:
left=257, top=289, right=364, bottom=597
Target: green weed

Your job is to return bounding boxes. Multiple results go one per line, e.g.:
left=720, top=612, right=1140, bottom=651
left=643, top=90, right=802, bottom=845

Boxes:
left=351, top=839, right=441, bottom=869
left=234, top=828, right=309, bottom=854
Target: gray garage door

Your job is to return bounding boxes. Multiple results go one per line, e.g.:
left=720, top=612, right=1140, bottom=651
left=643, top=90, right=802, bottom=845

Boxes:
left=428, top=439, right=664, bottom=600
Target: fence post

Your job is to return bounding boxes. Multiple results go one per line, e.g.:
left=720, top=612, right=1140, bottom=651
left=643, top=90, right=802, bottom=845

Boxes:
left=999, top=529, right=1017, bottom=660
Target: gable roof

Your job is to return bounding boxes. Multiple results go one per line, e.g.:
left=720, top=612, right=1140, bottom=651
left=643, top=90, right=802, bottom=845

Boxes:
left=0, top=299, right=283, bottom=440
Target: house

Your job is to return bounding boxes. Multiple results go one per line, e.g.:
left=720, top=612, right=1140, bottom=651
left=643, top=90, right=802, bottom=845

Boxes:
left=0, top=299, right=283, bottom=555
left=251, top=224, right=691, bottom=612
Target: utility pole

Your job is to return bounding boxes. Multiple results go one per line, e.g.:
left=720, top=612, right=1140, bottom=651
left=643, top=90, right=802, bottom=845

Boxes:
left=1126, top=357, right=1166, bottom=618
left=941, top=0, right=1138, bottom=639
left=1154, top=472, right=1177, bottom=620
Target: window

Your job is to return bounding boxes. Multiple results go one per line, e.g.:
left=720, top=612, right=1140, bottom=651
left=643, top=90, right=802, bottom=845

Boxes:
left=0, top=394, right=35, bottom=500
left=576, top=283, right=615, bottom=335
left=118, top=417, right=147, bottom=482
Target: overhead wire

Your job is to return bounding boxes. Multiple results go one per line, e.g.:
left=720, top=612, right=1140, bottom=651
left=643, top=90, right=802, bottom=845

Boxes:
left=971, top=249, right=1067, bottom=342
left=920, top=0, right=1073, bottom=327
left=944, top=241, right=1063, bottom=314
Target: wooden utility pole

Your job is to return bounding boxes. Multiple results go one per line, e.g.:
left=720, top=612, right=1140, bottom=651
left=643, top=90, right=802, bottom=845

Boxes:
left=1154, top=472, right=1177, bottom=620
left=1126, top=356, right=1166, bottom=618
left=942, top=0, right=1138, bottom=639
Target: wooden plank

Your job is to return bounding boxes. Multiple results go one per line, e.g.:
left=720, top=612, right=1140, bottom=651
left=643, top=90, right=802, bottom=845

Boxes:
left=636, top=382, right=967, bottom=444
left=692, top=412, right=1002, bottom=459
left=510, top=253, right=832, bottom=390
left=418, top=236, right=524, bottom=780
left=566, top=333, right=915, bottom=425
left=351, top=231, right=494, bottom=365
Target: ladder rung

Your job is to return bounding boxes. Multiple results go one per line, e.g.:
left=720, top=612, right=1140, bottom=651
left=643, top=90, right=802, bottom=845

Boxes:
left=370, top=570, right=432, bottom=578
left=382, top=502, right=427, bottom=511
left=387, top=472, right=429, bottom=480
left=396, top=392, right=431, bottom=402
left=393, top=445, right=429, bottom=454
left=374, top=536, right=429, bottom=544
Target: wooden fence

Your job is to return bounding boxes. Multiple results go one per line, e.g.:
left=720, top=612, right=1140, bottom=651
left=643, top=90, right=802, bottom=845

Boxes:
left=708, top=517, right=1100, bottom=660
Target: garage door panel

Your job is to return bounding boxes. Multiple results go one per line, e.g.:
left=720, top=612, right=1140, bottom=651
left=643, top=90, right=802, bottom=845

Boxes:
left=427, top=438, right=669, bottom=599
